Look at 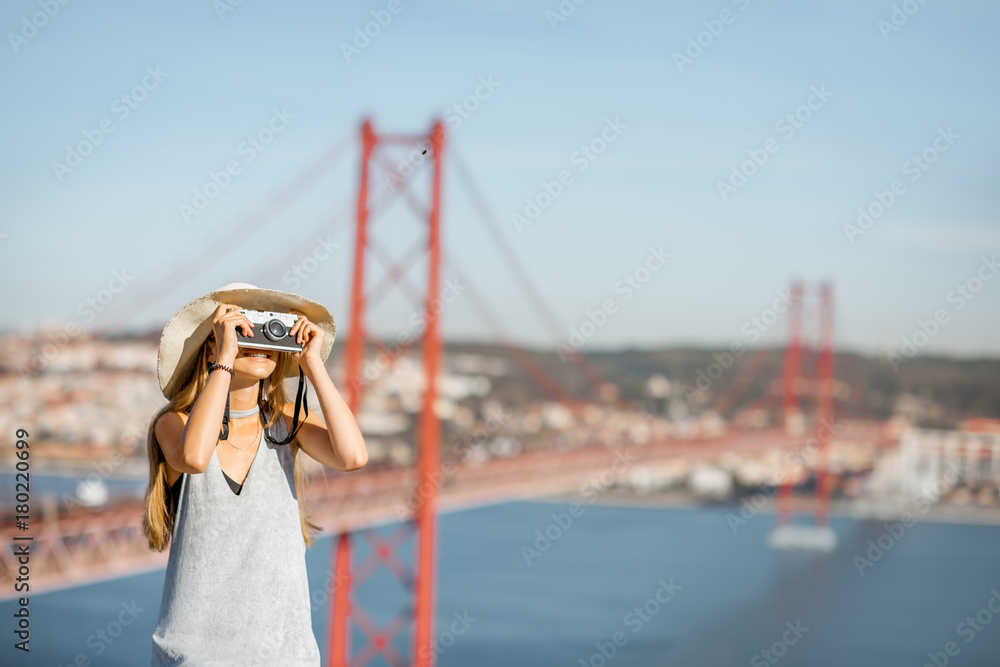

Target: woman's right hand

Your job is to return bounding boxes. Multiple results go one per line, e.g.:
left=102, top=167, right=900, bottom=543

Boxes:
left=211, top=303, right=255, bottom=367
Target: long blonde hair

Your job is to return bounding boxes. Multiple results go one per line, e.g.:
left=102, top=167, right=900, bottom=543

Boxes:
left=141, top=340, right=320, bottom=551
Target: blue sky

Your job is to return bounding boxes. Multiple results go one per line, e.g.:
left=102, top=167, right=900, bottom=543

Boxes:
left=1, top=0, right=998, bottom=358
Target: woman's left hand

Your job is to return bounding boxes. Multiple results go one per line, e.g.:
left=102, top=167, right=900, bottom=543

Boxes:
left=288, top=310, right=324, bottom=368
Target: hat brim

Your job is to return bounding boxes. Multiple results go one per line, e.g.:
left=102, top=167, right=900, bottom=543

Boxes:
left=157, top=285, right=336, bottom=399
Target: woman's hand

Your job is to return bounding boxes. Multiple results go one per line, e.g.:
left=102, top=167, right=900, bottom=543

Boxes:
left=283, top=309, right=367, bottom=472
left=211, top=303, right=255, bottom=367
left=288, top=309, right=324, bottom=370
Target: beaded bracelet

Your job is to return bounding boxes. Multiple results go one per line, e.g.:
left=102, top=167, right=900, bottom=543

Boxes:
left=208, top=363, right=235, bottom=379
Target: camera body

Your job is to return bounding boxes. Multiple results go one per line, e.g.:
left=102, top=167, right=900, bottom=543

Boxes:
left=235, top=309, right=303, bottom=353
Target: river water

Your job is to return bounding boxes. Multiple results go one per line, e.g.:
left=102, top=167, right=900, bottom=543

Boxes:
left=2, top=499, right=999, bottom=666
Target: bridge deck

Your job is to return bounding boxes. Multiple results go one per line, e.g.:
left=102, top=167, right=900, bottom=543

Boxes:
left=0, top=424, right=890, bottom=599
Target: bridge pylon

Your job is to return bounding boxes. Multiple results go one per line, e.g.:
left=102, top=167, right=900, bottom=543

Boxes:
left=330, top=117, right=444, bottom=667
left=770, top=280, right=837, bottom=551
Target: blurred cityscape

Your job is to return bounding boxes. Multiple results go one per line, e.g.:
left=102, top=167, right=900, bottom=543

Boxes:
left=2, top=330, right=998, bottom=518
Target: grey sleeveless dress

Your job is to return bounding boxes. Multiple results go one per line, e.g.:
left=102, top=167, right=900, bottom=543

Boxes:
left=150, top=409, right=322, bottom=666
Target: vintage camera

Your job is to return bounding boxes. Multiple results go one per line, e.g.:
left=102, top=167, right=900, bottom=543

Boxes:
left=235, top=309, right=303, bottom=353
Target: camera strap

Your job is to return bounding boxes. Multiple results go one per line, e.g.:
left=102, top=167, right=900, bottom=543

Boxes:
left=261, top=366, right=309, bottom=446
left=219, top=391, right=231, bottom=441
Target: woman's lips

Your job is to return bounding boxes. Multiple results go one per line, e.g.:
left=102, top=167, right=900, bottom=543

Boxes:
left=241, top=349, right=272, bottom=361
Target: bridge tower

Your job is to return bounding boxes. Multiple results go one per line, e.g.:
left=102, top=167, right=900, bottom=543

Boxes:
left=770, top=280, right=836, bottom=551
left=330, top=117, right=444, bottom=666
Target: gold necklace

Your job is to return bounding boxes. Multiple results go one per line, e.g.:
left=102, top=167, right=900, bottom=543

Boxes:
left=223, top=420, right=262, bottom=450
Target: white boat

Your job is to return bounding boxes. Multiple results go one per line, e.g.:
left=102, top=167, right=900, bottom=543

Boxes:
left=768, top=524, right=837, bottom=552
left=76, top=478, right=110, bottom=507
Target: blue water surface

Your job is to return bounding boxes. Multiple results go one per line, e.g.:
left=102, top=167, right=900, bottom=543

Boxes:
left=2, top=501, right=999, bottom=666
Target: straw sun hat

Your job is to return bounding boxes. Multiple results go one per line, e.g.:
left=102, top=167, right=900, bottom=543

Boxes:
left=156, top=282, right=337, bottom=400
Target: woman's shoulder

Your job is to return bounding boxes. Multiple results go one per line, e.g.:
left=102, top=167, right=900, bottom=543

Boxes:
left=155, top=408, right=189, bottom=427
left=154, top=409, right=188, bottom=441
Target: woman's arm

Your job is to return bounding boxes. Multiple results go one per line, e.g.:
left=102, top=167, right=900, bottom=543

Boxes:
left=155, top=375, right=228, bottom=474
left=158, top=304, right=255, bottom=474
left=285, top=309, right=368, bottom=472
left=289, top=356, right=368, bottom=472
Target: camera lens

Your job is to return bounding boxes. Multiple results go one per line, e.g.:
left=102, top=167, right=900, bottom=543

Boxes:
left=263, top=319, right=287, bottom=341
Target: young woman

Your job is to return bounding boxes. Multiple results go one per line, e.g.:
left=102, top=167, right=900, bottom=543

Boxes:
left=143, top=282, right=367, bottom=666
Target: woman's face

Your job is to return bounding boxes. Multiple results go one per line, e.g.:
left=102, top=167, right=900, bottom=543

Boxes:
left=206, top=335, right=278, bottom=380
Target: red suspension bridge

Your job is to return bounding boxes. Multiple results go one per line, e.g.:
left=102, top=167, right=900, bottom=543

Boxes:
left=1, top=117, right=896, bottom=666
